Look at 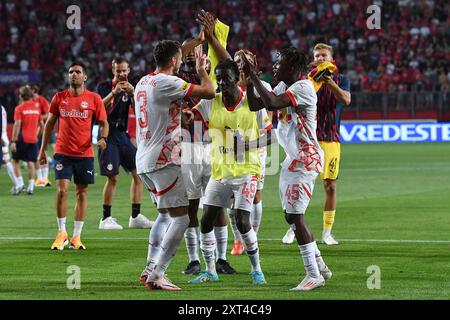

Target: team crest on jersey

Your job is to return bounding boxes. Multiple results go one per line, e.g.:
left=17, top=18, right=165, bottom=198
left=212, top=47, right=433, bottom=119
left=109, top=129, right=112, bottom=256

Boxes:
left=56, top=163, right=63, bottom=171
left=81, top=101, right=89, bottom=109
left=107, top=163, right=113, bottom=171
left=122, top=95, right=129, bottom=102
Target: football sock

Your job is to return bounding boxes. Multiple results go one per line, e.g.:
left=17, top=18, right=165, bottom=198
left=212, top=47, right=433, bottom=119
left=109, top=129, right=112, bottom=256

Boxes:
left=57, top=217, right=67, bottom=233
left=36, top=168, right=43, bottom=180
left=151, top=214, right=189, bottom=281
left=200, top=230, right=217, bottom=274
left=6, top=162, right=19, bottom=187
left=28, top=179, right=34, bottom=192
left=241, top=229, right=262, bottom=272
left=313, top=241, right=327, bottom=271
left=323, top=210, right=335, bottom=236
left=147, top=213, right=172, bottom=269
left=228, top=209, right=243, bottom=243
left=298, top=241, right=321, bottom=278
left=102, top=205, right=111, bottom=220
left=131, top=203, right=140, bottom=218
left=17, top=176, right=24, bottom=188
left=185, top=227, right=200, bottom=262
left=73, top=221, right=84, bottom=237
left=42, top=165, right=49, bottom=180
left=250, top=201, right=262, bottom=233
left=214, top=226, right=228, bottom=261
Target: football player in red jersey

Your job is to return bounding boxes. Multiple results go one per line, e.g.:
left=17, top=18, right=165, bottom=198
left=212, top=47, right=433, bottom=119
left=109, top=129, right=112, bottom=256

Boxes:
left=39, top=62, right=109, bottom=250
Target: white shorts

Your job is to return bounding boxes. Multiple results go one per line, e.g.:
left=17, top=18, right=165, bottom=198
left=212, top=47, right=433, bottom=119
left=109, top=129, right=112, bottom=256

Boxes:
left=203, top=175, right=257, bottom=213
left=257, top=149, right=266, bottom=190
left=139, top=164, right=189, bottom=209
left=181, top=142, right=211, bottom=200
left=279, top=164, right=318, bottom=214
left=2, top=145, right=10, bottom=161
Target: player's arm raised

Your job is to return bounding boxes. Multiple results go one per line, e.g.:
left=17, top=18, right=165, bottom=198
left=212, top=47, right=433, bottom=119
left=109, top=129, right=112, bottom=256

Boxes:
left=188, top=46, right=216, bottom=100
left=243, top=56, right=291, bottom=111
left=323, top=75, right=351, bottom=106
left=181, top=28, right=205, bottom=59
left=197, top=10, right=231, bottom=62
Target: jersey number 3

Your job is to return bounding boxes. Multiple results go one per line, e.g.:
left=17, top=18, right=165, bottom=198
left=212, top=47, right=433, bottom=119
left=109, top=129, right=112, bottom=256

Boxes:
left=136, top=91, right=148, bottom=128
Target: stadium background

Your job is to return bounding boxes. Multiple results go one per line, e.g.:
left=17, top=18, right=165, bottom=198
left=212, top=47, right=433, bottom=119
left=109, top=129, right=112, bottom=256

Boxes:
left=0, top=0, right=449, bottom=300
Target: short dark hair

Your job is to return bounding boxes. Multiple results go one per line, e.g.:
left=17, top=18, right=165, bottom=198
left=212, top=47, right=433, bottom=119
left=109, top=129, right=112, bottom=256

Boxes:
left=215, top=59, right=240, bottom=82
left=153, top=40, right=182, bottom=67
left=112, top=56, right=129, bottom=67
left=69, top=61, right=87, bottom=74
left=279, top=46, right=307, bottom=75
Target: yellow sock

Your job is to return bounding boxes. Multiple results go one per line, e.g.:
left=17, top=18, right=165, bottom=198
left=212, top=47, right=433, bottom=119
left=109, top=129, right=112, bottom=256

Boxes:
left=323, top=210, right=336, bottom=233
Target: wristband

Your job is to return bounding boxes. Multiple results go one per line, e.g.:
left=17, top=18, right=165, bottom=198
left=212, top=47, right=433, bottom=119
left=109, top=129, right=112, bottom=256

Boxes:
left=99, top=137, right=108, bottom=143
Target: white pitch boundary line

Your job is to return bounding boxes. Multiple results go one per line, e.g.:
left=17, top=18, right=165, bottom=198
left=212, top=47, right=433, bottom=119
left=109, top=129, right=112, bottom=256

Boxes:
left=0, top=237, right=449, bottom=244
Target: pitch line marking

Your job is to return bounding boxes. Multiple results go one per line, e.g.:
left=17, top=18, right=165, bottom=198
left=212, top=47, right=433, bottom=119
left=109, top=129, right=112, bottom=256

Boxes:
left=0, top=237, right=449, bottom=244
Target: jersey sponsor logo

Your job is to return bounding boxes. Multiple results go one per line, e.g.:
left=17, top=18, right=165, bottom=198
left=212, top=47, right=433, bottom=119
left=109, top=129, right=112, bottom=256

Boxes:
left=60, top=108, right=89, bottom=119
left=22, top=110, right=40, bottom=115
left=340, top=122, right=450, bottom=143
left=81, top=101, right=89, bottom=109
left=219, top=146, right=234, bottom=154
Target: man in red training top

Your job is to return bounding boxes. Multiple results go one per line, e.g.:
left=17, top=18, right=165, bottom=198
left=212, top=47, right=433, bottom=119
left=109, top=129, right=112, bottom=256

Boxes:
left=38, top=62, right=109, bottom=250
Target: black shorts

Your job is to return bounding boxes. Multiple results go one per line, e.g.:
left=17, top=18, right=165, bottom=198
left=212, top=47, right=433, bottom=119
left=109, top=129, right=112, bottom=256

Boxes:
left=54, top=153, right=95, bottom=185
left=12, top=140, right=38, bottom=162
left=98, top=132, right=137, bottom=176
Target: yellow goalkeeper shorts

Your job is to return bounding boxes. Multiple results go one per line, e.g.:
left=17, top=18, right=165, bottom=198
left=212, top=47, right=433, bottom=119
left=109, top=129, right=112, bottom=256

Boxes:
left=319, top=141, right=340, bottom=180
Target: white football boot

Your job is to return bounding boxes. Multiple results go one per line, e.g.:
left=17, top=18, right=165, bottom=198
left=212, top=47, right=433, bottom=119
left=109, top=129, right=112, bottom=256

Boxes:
left=290, top=275, right=325, bottom=291
left=129, top=214, right=154, bottom=229
left=282, top=228, right=295, bottom=244
left=99, top=217, right=123, bottom=230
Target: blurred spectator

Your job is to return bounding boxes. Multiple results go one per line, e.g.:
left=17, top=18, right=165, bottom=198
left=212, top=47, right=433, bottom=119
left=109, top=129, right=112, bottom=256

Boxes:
left=0, top=0, right=448, bottom=108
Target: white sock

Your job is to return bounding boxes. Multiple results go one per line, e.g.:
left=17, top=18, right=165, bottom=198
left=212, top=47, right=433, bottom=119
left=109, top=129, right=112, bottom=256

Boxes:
left=228, top=209, right=243, bottom=243
left=5, top=162, right=19, bottom=187
left=200, top=230, right=217, bottom=274
left=151, top=214, right=189, bottom=281
left=313, top=241, right=327, bottom=271
left=57, top=217, right=67, bottom=232
left=73, top=221, right=84, bottom=236
left=241, top=229, right=262, bottom=272
left=251, top=201, right=263, bottom=233
left=147, top=213, right=172, bottom=269
left=17, top=176, right=24, bottom=188
left=184, top=227, right=200, bottom=262
left=214, top=226, right=228, bottom=261
left=42, top=166, right=49, bottom=180
left=298, top=241, right=321, bottom=278
left=36, top=168, right=43, bottom=180
left=28, top=179, right=34, bottom=191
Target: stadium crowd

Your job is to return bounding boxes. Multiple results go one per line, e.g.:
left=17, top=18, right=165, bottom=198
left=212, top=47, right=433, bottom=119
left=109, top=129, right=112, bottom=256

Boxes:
left=0, top=0, right=449, bottom=116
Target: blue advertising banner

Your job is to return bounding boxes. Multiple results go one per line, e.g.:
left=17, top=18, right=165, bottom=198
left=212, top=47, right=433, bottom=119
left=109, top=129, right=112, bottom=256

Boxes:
left=340, top=122, right=450, bottom=143
left=0, top=71, right=42, bottom=85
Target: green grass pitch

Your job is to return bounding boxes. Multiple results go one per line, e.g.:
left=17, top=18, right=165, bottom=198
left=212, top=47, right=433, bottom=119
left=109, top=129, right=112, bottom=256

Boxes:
left=0, top=143, right=449, bottom=299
